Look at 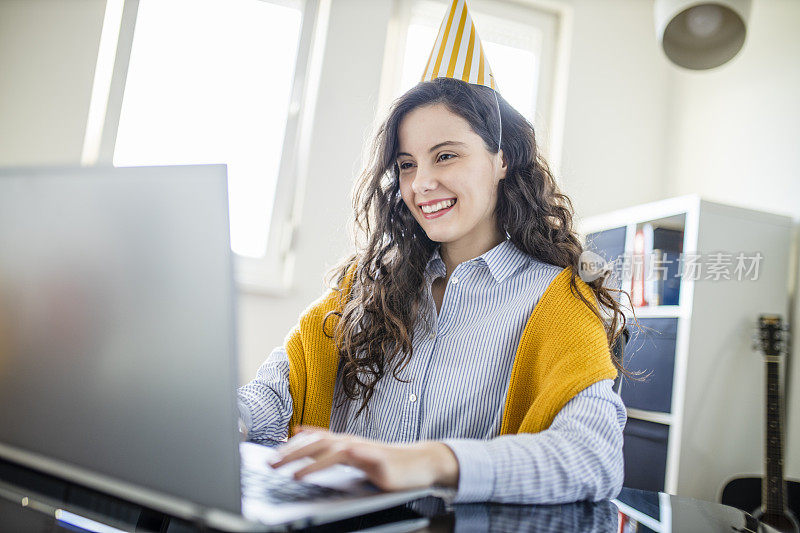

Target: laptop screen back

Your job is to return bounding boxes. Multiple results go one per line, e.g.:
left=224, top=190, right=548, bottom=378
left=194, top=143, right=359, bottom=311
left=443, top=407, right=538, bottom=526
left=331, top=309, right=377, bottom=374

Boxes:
left=0, top=165, right=241, bottom=514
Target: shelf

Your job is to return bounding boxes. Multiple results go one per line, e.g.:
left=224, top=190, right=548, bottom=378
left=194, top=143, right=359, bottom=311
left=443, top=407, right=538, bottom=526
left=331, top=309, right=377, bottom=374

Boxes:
left=580, top=196, right=794, bottom=500
left=625, top=306, right=687, bottom=319
left=626, top=408, right=673, bottom=426
left=578, top=194, right=699, bottom=236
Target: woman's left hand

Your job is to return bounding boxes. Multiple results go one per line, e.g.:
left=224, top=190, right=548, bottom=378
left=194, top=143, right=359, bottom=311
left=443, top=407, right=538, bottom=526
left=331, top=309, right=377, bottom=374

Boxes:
left=269, top=426, right=459, bottom=492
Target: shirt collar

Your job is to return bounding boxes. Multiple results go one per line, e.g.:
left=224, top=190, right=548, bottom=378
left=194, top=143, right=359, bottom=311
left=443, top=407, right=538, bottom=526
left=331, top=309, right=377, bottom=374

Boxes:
left=424, top=239, right=531, bottom=284
left=425, top=246, right=447, bottom=279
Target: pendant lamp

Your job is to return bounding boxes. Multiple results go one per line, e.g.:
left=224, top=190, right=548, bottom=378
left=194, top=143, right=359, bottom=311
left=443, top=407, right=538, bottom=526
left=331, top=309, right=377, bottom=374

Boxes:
left=655, top=0, right=751, bottom=70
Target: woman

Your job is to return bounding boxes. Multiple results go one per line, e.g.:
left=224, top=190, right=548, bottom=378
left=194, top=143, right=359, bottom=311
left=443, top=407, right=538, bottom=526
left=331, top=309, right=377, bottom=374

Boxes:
left=238, top=77, right=628, bottom=504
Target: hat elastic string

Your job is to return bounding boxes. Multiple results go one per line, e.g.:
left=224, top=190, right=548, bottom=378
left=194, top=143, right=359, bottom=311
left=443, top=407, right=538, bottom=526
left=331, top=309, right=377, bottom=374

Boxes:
left=492, top=87, right=502, bottom=152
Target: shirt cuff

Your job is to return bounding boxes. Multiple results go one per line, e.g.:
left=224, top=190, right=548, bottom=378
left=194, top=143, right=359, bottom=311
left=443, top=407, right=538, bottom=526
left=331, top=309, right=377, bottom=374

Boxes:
left=248, top=437, right=285, bottom=448
left=441, top=439, right=495, bottom=503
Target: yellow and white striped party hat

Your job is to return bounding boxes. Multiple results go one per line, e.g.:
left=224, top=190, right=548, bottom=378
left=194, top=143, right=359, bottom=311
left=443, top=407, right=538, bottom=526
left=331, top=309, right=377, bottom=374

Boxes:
left=421, top=0, right=498, bottom=91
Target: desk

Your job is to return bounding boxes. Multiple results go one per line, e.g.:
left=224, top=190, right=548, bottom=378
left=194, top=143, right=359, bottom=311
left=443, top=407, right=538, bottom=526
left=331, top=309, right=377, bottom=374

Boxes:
left=0, top=455, right=775, bottom=532
left=0, top=482, right=775, bottom=532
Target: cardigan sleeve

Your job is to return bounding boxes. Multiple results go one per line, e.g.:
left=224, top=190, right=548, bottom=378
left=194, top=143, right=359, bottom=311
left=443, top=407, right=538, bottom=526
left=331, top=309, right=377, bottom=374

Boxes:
left=287, top=263, right=359, bottom=435
left=442, top=379, right=626, bottom=504
left=501, top=267, right=619, bottom=435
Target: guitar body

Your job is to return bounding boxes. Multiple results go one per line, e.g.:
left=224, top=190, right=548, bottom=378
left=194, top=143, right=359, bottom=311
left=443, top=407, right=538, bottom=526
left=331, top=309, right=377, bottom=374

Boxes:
left=756, top=509, right=800, bottom=533
left=722, top=477, right=800, bottom=532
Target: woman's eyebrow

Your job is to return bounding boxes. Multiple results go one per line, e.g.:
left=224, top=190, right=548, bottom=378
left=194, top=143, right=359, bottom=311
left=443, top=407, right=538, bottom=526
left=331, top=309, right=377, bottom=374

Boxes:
left=396, top=141, right=466, bottom=158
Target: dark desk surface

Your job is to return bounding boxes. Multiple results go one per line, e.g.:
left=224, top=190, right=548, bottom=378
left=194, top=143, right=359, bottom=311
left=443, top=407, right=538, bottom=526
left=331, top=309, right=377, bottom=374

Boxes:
left=0, top=457, right=775, bottom=532
left=0, top=487, right=776, bottom=532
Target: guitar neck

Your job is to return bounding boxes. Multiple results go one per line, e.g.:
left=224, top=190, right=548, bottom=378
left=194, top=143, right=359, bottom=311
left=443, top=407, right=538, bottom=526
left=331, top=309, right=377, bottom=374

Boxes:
left=763, top=360, right=787, bottom=516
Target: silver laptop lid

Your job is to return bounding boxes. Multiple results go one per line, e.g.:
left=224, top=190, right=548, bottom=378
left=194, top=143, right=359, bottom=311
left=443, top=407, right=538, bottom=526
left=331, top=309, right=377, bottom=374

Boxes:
left=0, top=165, right=241, bottom=517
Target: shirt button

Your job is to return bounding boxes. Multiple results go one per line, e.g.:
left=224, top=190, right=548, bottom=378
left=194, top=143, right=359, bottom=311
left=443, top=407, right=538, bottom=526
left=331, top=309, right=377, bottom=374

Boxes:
left=408, top=393, right=417, bottom=403
left=428, top=333, right=435, bottom=340
left=451, top=276, right=459, bottom=284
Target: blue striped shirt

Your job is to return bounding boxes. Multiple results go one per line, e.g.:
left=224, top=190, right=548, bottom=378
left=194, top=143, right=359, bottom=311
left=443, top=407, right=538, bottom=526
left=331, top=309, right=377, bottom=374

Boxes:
left=237, top=239, right=626, bottom=504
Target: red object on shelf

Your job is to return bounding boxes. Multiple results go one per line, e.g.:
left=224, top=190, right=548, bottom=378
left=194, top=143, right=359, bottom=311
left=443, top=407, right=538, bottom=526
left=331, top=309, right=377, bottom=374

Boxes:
left=631, top=229, right=647, bottom=307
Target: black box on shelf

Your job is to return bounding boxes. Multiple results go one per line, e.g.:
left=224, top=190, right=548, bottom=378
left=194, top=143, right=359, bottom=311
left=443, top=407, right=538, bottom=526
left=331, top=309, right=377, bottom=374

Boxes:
left=621, top=318, right=678, bottom=413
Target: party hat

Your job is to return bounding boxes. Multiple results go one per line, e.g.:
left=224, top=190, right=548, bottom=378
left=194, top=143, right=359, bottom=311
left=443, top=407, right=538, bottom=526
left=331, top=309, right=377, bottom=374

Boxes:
left=420, top=0, right=503, bottom=150
left=420, top=0, right=498, bottom=91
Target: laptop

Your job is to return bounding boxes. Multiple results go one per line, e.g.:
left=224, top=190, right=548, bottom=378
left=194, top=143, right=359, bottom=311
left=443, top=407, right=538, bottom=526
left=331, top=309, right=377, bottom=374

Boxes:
left=0, top=165, right=431, bottom=531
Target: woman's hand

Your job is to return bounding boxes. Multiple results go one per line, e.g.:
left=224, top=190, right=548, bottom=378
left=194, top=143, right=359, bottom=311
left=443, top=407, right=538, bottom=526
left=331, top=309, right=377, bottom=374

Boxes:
left=269, top=426, right=459, bottom=492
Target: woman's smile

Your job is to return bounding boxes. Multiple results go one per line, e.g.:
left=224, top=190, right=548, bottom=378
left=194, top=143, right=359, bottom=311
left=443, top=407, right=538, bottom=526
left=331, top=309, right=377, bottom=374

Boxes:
left=419, top=198, right=457, bottom=219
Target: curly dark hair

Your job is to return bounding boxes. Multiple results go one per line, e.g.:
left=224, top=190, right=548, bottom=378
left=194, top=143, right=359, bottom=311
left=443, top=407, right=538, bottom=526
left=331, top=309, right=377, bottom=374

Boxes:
left=324, top=77, right=629, bottom=416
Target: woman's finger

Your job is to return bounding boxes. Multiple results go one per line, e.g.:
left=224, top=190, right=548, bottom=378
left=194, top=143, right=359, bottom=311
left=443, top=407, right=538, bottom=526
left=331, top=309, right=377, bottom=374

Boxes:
left=270, top=436, right=336, bottom=468
left=273, top=429, right=328, bottom=457
left=293, top=447, right=369, bottom=480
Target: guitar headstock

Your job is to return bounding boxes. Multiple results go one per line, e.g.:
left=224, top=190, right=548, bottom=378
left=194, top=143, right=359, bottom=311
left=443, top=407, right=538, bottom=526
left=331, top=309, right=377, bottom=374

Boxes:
left=755, top=314, right=787, bottom=358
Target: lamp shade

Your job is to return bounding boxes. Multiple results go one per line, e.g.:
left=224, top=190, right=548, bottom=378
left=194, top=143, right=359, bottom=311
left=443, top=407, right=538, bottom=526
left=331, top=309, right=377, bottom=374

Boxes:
left=655, top=0, right=751, bottom=70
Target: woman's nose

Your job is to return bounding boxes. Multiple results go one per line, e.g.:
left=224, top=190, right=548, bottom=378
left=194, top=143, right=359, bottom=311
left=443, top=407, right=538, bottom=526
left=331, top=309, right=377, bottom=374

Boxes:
left=411, top=166, right=438, bottom=195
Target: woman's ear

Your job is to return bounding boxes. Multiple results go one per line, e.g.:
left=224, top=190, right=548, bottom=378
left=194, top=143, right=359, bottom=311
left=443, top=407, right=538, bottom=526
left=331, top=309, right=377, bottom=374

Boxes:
left=497, top=149, right=508, bottom=180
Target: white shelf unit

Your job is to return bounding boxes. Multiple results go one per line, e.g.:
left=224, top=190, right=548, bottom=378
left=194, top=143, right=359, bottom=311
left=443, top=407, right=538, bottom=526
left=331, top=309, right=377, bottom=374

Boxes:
left=579, top=195, right=792, bottom=502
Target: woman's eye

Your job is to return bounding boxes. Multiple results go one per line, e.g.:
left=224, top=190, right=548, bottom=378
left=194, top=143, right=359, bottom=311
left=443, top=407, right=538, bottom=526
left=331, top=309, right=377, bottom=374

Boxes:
left=397, top=155, right=453, bottom=169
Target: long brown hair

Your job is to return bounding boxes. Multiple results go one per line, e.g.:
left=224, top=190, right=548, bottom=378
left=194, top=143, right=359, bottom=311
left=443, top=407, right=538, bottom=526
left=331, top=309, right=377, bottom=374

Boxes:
left=324, top=77, right=628, bottom=416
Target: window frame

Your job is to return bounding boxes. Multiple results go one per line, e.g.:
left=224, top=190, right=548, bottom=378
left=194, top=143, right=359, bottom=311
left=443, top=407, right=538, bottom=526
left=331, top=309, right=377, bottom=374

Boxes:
left=378, top=0, right=572, bottom=175
left=84, top=0, right=329, bottom=295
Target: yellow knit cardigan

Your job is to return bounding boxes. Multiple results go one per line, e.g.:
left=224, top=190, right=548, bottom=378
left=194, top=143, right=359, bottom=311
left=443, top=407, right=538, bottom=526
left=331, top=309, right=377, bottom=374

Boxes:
left=285, top=265, right=618, bottom=437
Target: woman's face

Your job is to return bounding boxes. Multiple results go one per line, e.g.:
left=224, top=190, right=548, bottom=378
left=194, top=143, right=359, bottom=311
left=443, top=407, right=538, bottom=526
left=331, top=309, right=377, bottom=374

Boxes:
left=396, top=103, right=506, bottom=255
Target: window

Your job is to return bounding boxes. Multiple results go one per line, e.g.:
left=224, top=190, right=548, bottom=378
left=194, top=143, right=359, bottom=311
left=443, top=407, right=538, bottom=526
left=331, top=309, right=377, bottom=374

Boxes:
left=115, top=0, right=302, bottom=259
left=385, top=0, right=567, bottom=167
left=86, top=0, right=324, bottom=292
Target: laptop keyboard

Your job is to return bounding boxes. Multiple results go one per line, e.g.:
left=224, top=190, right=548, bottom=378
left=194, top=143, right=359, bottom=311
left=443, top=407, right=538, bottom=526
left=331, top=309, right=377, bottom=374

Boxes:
left=241, top=462, right=351, bottom=505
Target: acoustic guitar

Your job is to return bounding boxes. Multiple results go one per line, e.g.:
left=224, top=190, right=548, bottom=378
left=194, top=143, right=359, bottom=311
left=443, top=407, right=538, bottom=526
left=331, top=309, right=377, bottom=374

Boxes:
left=721, top=315, right=799, bottom=532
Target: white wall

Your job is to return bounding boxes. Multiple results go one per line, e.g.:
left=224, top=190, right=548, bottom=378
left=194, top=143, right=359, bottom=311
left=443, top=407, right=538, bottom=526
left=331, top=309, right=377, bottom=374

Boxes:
left=0, top=0, right=106, bottom=165
left=559, top=0, right=672, bottom=221
left=665, top=0, right=800, bottom=219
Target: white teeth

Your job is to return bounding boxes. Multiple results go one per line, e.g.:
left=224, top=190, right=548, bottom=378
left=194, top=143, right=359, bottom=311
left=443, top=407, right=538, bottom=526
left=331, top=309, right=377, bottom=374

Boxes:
left=421, top=199, right=455, bottom=214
